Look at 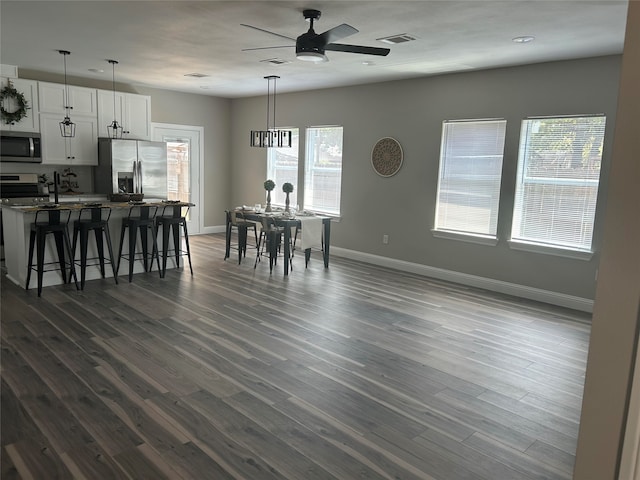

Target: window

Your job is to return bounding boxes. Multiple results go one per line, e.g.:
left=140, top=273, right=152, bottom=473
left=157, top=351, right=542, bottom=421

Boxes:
left=304, top=126, right=343, bottom=215
left=166, top=139, right=190, bottom=203
left=434, top=119, right=506, bottom=238
left=511, top=115, right=606, bottom=252
left=267, top=128, right=299, bottom=207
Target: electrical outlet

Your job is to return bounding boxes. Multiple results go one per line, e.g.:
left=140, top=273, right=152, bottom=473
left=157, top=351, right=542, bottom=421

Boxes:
left=383, top=234, right=389, bottom=244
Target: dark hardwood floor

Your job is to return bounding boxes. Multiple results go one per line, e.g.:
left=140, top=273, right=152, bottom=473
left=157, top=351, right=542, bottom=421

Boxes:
left=1, top=233, right=591, bottom=479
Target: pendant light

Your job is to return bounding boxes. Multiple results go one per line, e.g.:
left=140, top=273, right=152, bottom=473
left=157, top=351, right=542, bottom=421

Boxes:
left=58, top=50, right=75, bottom=138
left=106, top=59, right=123, bottom=139
left=250, top=75, right=292, bottom=148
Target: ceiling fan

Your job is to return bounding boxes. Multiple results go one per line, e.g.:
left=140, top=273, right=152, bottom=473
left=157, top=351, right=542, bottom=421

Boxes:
left=241, top=9, right=391, bottom=63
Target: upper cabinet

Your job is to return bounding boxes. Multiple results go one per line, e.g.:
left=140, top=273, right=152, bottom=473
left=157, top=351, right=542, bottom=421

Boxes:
left=97, top=89, right=151, bottom=140
left=0, top=77, right=39, bottom=132
left=39, top=112, right=98, bottom=165
left=38, top=81, right=96, bottom=116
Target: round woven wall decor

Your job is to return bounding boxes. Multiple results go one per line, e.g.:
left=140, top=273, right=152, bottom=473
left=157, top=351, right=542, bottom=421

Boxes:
left=371, top=137, right=403, bottom=177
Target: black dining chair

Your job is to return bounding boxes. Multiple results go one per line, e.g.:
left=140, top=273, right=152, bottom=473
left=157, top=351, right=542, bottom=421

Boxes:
left=254, top=216, right=292, bottom=273
left=224, top=209, right=258, bottom=264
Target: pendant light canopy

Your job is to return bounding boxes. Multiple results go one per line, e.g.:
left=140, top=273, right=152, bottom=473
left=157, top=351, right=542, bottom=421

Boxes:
left=58, top=50, right=75, bottom=138
left=250, top=75, right=292, bottom=148
left=106, top=59, right=123, bottom=139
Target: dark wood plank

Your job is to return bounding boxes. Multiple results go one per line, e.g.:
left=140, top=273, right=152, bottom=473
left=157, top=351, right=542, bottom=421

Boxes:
left=0, top=232, right=591, bottom=479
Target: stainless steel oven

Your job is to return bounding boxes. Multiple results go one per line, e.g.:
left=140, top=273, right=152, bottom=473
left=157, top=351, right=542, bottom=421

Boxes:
left=1, top=173, right=46, bottom=260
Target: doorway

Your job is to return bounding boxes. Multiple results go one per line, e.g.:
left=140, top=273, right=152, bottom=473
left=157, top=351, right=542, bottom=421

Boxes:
left=152, top=123, right=203, bottom=235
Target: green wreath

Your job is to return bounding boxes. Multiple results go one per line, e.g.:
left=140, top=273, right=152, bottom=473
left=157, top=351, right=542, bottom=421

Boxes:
left=0, top=85, right=30, bottom=125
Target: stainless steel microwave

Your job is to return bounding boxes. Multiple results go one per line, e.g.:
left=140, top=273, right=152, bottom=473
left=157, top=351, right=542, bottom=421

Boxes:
left=0, top=131, right=42, bottom=163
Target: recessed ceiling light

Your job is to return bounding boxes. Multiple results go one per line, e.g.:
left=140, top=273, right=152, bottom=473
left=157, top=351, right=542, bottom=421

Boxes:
left=184, top=73, right=210, bottom=78
left=512, top=36, right=535, bottom=43
left=88, top=68, right=104, bottom=73
left=362, top=61, right=375, bottom=66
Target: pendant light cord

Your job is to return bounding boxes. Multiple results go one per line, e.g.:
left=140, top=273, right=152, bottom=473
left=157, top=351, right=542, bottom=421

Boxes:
left=58, top=50, right=71, bottom=114
left=109, top=60, right=118, bottom=123
left=265, top=78, right=270, bottom=131
left=265, top=75, right=280, bottom=132
left=63, top=53, right=69, bottom=112
left=272, top=76, right=277, bottom=132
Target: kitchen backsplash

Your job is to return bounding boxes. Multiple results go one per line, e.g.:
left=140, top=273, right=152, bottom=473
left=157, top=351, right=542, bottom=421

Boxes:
left=0, top=163, right=94, bottom=194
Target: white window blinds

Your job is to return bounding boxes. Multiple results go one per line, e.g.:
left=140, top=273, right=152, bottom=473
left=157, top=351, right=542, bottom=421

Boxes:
left=304, top=126, right=343, bottom=215
left=267, top=128, right=299, bottom=207
left=434, top=119, right=506, bottom=237
left=511, top=115, right=606, bottom=251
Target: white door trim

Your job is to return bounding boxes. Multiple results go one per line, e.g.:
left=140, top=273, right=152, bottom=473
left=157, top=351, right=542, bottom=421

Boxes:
left=619, top=324, right=640, bottom=480
left=151, top=122, right=204, bottom=235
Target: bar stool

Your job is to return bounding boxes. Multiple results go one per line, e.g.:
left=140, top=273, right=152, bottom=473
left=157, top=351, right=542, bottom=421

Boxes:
left=71, top=206, right=118, bottom=289
left=116, top=204, right=161, bottom=282
left=154, top=203, right=193, bottom=277
left=26, top=207, right=79, bottom=297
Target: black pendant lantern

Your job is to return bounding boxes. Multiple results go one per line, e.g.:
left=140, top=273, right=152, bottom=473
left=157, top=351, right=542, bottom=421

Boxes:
left=106, top=59, right=123, bottom=139
left=58, top=50, right=75, bottom=138
left=250, top=75, right=292, bottom=148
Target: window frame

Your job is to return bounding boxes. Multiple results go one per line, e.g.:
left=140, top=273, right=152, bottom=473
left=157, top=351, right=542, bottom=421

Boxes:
left=509, top=114, right=606, bottom=257
left=432, top=118, right=507, bottom=243
left=266, top=127, right=299, bottom=208
left=303, top=125, right=344, bottom=216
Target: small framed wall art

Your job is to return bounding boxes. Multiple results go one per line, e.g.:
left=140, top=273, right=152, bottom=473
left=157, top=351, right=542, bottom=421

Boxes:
left=371, top=137, right=403, bottom=177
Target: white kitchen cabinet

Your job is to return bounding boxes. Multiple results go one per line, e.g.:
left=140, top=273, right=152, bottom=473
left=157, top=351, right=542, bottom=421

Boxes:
left=38, top=81, right=96, bottom=116
left=39, top=112, right=98, bottom=165
left=124, top=93, right=151, bottom=140
left=0, top=77, right=39, bottom=132
left=97, top=89, right=151, bottom=140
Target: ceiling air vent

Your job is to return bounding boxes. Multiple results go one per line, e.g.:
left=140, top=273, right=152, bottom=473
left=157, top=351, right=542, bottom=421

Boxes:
left=184, top=73, right=210, bottom=78
left=377, top=34, right=417, bottom=45
left=260, top=58, right=291, bottom=66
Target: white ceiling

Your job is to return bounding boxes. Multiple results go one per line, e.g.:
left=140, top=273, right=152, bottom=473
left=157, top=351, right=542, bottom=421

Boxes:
left=0, top=1, right=629, bottom=99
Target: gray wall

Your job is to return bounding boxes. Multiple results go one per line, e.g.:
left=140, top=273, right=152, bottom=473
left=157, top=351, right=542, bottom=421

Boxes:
left=15, top=55, right=621, bottom=301
left=230, top=55, right=621, bottom=301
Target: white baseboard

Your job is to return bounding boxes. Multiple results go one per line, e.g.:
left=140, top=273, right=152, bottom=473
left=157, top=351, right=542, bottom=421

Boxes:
left=330, top=247, right=594, bottom=313
left=194, top=230, right=593, bottom=312
left=200, top=225, right=225, bottom=235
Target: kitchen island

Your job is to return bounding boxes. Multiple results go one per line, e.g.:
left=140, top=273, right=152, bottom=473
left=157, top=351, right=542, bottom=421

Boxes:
left=1, top=200, right=190, bottom=290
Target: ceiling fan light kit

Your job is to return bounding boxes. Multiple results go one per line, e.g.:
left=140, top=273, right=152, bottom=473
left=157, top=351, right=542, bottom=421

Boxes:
left=250, top=75, right=292, bottom=148
left=296, top=51, right=328, bottom=62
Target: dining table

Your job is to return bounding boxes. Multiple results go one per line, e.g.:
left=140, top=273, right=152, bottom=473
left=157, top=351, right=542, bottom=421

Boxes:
left=226, top=208, right=332, bottom=275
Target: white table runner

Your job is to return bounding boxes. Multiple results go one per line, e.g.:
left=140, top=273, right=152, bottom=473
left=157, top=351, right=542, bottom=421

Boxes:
left=298, top=217, right=322, bottom=250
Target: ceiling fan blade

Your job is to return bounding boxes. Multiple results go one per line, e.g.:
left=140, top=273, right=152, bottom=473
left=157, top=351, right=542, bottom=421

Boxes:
left=325, top=43, right=391, bottom=56
left=242, top=46, right=294, bottom=52
left=240, top=23, right=296, bottom=42
left=318, top=24, right=358, bottom=45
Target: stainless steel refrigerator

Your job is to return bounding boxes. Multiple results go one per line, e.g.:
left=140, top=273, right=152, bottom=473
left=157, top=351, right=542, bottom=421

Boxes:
left=94, top=138, right=168, bottom=199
